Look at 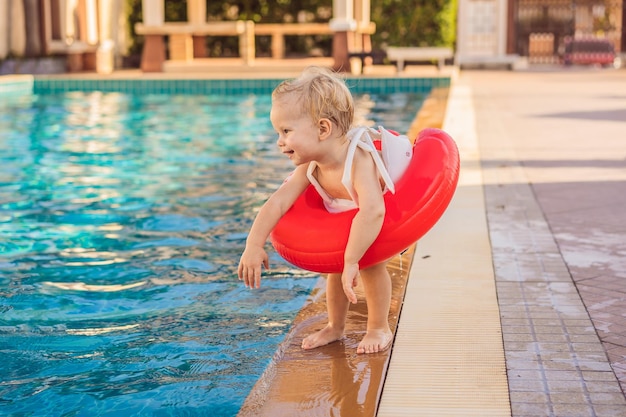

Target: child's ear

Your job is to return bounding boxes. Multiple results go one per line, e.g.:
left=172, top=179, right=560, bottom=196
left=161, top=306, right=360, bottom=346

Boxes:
left=318, top=118, right=333, bottom=140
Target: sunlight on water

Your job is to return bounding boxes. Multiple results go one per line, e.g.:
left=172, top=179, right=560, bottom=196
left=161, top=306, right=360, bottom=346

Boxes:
left=0, top=90, right=424, bottom=416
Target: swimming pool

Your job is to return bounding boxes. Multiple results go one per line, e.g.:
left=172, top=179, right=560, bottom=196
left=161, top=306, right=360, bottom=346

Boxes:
left=0, top=76, right=445, bottom=416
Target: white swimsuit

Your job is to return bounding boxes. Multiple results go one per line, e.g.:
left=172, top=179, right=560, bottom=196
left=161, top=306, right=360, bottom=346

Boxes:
left=306, top=126, right=412, bottom=213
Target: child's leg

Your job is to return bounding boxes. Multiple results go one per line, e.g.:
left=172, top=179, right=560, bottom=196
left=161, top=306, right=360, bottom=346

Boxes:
left=357, top=262, right=393, bottom=354
left=302, top=273, right=350, bottom=350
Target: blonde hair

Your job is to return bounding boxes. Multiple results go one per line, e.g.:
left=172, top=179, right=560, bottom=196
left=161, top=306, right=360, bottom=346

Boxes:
left=272, top=66, right=354, bottom=136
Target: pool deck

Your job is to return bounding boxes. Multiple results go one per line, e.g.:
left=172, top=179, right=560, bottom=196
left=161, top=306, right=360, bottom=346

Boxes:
left=453, top=68, right=626, bottom=417
left=399, top=67, right=626, bottom=417
left=12, top=61, right=626, bottom=416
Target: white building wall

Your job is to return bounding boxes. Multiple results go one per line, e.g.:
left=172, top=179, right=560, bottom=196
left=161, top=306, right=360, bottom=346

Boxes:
left=456, top=0, right=523, bottom=67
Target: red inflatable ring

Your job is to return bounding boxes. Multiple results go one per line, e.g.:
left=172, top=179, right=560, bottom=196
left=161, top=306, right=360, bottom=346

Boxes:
left=270, top=127, right=460, bottom=273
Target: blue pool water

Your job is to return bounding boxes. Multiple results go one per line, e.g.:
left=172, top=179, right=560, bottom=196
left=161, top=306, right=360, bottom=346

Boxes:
left=0, top=87, right=425, bottom=416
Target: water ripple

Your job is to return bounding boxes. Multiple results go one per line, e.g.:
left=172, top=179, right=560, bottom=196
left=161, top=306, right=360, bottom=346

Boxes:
left=0, top=90, right=424, bottom=416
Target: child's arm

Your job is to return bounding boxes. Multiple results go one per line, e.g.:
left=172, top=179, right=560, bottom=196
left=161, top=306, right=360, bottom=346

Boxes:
left=238, top=164, right=310, bottom=289
left=342, top=151, right=386, bottom=303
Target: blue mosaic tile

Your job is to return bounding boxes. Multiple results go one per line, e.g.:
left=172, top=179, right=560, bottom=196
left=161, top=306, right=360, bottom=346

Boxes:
left=1, top=75, right=450, bottom=98
left=24, top=76, right=449, bottom=96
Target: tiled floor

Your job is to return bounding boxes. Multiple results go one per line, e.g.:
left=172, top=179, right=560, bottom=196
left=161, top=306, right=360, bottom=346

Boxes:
left=466, top=68, right=626, bottom=416
left=378, top=81, right=511, bottom=416
left=381, top=67, right=626, bottom=416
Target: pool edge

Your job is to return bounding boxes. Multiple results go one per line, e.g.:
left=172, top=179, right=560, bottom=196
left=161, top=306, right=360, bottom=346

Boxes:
left=377, top=79, right=511, bottom=416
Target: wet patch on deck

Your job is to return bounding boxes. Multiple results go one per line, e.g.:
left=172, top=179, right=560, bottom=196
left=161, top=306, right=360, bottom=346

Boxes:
left=238, top=248, right=414, bottom=417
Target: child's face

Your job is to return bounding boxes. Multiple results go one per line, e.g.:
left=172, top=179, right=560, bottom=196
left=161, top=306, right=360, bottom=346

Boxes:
left=270, top=95, right=321, bottom=166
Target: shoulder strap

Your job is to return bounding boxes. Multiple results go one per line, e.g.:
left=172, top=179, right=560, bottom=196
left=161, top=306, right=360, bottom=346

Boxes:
left=343, top=127, right=396, bottom=196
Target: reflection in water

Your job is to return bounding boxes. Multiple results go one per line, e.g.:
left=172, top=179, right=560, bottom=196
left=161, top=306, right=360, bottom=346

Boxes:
left=0, top=90, right=424, bottom=416
left=42, top=281, right=147, bottom=292
left=238, top=251, right=412, bottom=417
left=66, top=324, right=141, bottom=336
left=329, top=346, right=387, bottom=416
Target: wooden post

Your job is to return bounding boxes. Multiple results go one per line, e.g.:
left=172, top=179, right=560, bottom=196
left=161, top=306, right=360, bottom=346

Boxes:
left=23, top=0, right=42, bottom=57
left=10, top=0, right=26, bottom=57
left=97, top=0, right=115, bottom=73
left=82, top=0, right=99, bottom=70
left=187, top=0, right=207, bottom=58
left=240, top=20, right=255, bottom=65
left=169, top=33, right=194, bottom=61
left=140, top=0, right=165, bottom=72
left=354, top=0, right=372, bottom=67
left=506, top=0, right=516, bottom=54
left=330, top=0, right=356, bottom=72
left=0, top=0, right=10, bottom=59
left=141, top=35, right=166, bottom=72
left=65, top=0, right=82, bottom=71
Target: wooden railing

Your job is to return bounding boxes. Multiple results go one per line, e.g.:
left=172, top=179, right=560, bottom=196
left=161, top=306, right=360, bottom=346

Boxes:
left=135, top=20, right=376, bottom=71
left=135, top=21, right=255, bottom=69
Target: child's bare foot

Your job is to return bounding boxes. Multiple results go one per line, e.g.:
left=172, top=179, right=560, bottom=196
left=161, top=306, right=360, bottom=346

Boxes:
left=301, top=325, right=344, bottom=350
left=356, top=328, right=393, bottom=354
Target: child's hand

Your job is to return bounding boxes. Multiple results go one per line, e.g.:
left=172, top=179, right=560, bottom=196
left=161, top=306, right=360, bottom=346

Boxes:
left=341, top=263, right=360, bottom=304
left=238, top=246, right=269, bottom=289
